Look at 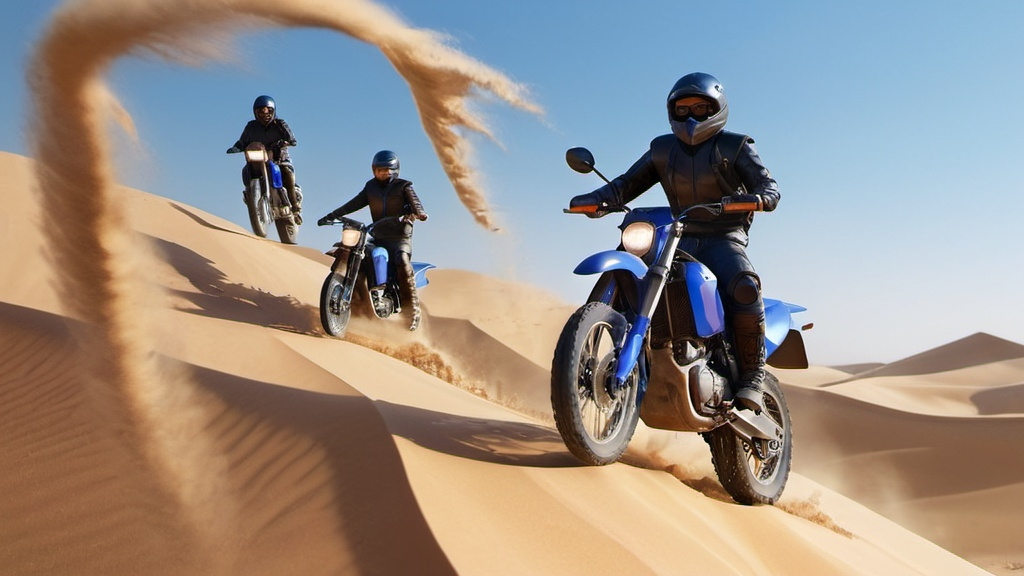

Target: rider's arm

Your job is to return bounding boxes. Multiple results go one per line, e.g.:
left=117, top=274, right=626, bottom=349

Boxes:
left=275, top=119, right=298, bottom=147
left=570, top=150, right=659, bottom=212
left=733, top=141, right=779, bottom=212
left=402, top=182, right=428, bottom=220
left=324, top=190, right=368, bottom=221
left=231, top=120, right=258, bottom=150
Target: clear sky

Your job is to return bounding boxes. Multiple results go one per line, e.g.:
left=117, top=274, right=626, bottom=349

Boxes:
left=3, top=0, right=1024, bottom=365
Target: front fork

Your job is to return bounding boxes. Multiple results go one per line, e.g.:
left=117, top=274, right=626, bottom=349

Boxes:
left=331, top=245, right=365, bottom=307
left=613, top=221, right=684, bottom=385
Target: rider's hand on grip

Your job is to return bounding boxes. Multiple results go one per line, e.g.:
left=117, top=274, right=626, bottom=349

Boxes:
left=722, top=194, right=764, bottom=212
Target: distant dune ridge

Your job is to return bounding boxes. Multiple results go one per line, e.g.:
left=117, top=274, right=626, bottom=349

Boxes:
left=4, top=148, right=1022, bottom=574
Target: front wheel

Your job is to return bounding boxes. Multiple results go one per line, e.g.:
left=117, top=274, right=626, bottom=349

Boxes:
left=245, top=178, right=271, bottom=238
left=551, top=302, right=640, bottom=465
left=704, top=372, right=792, bottom=505
left=320, top=272, right=352, bottom=337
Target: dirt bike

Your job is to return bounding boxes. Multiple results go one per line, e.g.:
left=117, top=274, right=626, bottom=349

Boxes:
left=319, top=216, right=434, bottom=337
left=229, top=142, right=300, bottom=244
left=551, top=147, right=812, bottom=505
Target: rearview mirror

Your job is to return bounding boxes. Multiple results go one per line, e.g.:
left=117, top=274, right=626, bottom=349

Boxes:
left=565, top=147, right=596, bottom=174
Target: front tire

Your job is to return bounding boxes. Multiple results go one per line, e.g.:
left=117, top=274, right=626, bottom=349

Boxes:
left=551, top=302, right=640, bottom=465
left=245, top=179, right=270, bottom=238
left=704, top=372, right=792, bottom=504
left=320, top=273, right=352, bottom=337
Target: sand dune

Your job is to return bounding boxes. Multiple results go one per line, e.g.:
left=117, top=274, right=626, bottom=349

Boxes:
left=3, top=150, right=1019, bottom=574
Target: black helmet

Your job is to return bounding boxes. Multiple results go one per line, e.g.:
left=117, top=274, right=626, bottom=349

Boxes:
left=666, top=73, right=728, bottom=145
left=252, top=95, right=276, bottom=121
left=371, top=150, right=400, bottom=179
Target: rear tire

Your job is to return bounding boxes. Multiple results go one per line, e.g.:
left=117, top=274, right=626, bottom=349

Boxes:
left=704, top=373, right=792, bottom=504
left=320, top=273, right=351, bottom=337
left=551, top=302, right=640, bottom=465
left=245, top=179, right=270, bottom=238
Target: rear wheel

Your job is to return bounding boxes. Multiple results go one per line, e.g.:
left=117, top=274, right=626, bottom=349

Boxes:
left=245, top=178, right=270, bottom=238
left=551, top=302, right=640, bottom=465
left=704, top=373, right=792, bottom=504
left=320, top=273, right=352, bottom=337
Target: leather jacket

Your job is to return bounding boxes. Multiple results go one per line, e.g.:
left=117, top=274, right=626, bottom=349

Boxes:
left=326, top=177, right=427, bottom=241
left=231, top=118, right=297, bottom=163
left=586, top=131, right=778, bottom=233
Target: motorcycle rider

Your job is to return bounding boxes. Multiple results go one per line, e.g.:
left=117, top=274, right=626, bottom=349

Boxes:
left=226, top=95, right=303, bottom=223
left=569, top=72, right=780, bottom=413
left=317, top=150, right=429, bottom=331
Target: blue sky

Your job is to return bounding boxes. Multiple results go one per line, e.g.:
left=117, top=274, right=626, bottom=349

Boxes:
left=3, top=1, right=1024, bottom=365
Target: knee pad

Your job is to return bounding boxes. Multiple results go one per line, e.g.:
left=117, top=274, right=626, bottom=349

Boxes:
left=728, top=272, right=762, bottom=307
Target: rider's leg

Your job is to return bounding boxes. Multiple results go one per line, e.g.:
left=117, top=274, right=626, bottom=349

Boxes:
left=698, top=233, right=767, bottom=412
left=279, top=163, right=301, bottom=222
left=394, top=251, right=421, bottom=331
left=728, top=272, right=767, bottom=412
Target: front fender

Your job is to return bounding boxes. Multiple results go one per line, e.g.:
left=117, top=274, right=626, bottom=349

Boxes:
left=574, top=250, right=647, bottom=279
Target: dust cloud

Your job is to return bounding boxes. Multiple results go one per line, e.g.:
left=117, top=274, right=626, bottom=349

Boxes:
left=27, top=0, right=540, bottom=549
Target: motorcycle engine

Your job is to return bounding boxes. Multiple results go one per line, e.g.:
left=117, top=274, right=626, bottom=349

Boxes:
left=691, top=361, right=729, bottom=416
left=370, top=286, right=395, bottom=318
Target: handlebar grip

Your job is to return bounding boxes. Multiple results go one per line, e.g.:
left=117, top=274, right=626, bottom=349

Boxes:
left=722, top=200, right=762, bottom=213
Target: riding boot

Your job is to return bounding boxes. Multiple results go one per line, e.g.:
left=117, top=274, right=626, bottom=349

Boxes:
left=396, top=254, right=421, bottom=331
left=732, top=311, right=767, bottom=413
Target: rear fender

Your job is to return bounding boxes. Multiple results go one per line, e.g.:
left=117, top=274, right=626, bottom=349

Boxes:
left=411, top=262, right=435, bottom=289
left=764, top=298, right=809, bottom=369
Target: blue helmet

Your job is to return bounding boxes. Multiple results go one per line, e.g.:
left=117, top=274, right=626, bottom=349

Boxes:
left=371, top=150, right=400, bottom=179
left=252, top=95, right=276, bottom=121
left=666, top=73, right=729, bottom=145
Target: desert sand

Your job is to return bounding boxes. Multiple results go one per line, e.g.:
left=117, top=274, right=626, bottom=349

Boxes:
left=2, top=148, right=1022, bottom=575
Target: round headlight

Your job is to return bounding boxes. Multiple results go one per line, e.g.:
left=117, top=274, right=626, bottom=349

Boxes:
left=340, top=228, right=363, bottom=247
left=621, top=221, right=655, bottom=257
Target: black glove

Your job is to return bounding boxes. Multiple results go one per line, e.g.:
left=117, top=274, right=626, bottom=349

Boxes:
left=317, top=216, right=331, bottom=226
left=226, top=146, right=241, bottom=154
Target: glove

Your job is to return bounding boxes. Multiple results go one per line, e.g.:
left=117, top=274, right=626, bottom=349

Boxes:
left=226, top=146, right=241, bottom=154
left=317, top=216, right=331, bottom=226
left=721, top=194, right=764, bottom=212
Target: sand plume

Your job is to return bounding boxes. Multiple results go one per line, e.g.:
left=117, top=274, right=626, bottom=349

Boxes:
left=26, top=0, right=539, bottom=555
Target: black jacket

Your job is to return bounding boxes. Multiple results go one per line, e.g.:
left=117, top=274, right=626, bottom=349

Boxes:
left=326, top=177, right=427, bottom=241
left=232, top=118, right=297, bottom=163
left=594, top=130, right=779, bottom=233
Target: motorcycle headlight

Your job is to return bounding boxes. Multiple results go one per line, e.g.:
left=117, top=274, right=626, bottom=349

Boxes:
left=340, top=228, right=363, bottom=247
left=621, top=221, right=655, bottom=257
left=244, top=148, right=267, bottom=163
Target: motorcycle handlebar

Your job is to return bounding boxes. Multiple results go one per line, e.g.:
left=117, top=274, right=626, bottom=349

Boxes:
left=321, top=215, right=409, bottom=230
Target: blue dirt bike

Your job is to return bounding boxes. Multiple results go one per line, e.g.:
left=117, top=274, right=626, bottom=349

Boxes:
left=319, top=216, right=434, bottom=337
left=551, top=147, right=812, bottom=505
left=228, top=142, right=301, bottom=244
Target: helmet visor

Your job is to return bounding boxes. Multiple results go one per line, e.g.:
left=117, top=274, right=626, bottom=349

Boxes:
left=672, top=97, right=717, bottom=122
